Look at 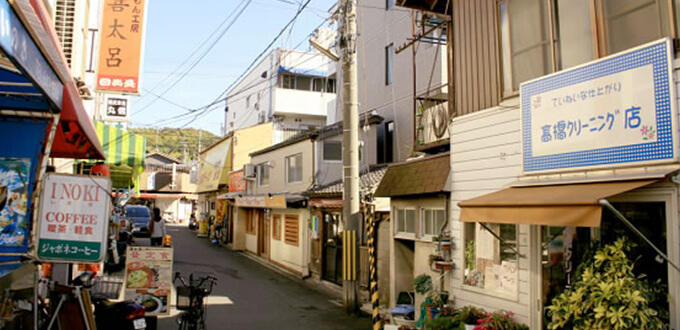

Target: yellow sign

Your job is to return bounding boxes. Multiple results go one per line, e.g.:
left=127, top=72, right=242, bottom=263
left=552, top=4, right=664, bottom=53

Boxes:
left=235, top=195, right=286, bottom=209
left=96, top=0, right=148, bottom=94
left=198, top=137, right=232, bottom=192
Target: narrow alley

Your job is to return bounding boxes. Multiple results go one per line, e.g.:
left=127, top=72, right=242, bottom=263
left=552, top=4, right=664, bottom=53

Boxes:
left=156, top=225, right=371, bottom=329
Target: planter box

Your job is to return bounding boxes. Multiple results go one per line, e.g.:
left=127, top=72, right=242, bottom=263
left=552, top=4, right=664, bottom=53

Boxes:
left=434, top=261, right=454, bottom=271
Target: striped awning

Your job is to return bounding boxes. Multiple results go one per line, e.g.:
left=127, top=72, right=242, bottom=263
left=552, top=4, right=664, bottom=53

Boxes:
left=95, top=122, right=147, bottom=189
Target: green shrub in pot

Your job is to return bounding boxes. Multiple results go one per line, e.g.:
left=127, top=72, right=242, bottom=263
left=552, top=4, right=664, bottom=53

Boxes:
left=547, top=238, right=665, bottom=330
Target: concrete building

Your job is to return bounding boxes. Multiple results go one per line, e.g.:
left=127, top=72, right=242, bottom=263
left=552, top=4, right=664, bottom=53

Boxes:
left=235, top=132, right=317, bottom=276
left=224, top=48, right=337, bottom=142
left=137, top=152, right=197, bottom=224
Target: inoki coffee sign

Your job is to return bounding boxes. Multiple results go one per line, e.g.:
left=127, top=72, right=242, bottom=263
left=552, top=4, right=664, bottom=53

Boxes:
left=37, top=174, right=111, bottom=263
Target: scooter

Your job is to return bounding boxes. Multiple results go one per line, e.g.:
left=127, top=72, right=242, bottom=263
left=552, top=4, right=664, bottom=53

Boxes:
left=188, top=215, right=198, bottom=230
left=104, top=228, right=132, bottom=272
left=73, top=272, right=147, bottom=330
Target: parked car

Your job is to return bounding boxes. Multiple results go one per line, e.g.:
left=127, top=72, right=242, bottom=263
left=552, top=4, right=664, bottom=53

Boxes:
left=125, top=205, right=152, bottom=237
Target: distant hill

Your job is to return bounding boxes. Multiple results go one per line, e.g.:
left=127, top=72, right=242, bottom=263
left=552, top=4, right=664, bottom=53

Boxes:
left=129, top=127, right=221, bottom=161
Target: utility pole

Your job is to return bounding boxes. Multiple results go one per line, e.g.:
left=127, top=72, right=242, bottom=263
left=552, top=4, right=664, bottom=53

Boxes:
left=340, top=0, right=360, bottom=314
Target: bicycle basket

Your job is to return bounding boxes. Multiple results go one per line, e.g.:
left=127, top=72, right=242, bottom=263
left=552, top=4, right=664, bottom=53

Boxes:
left=190, top=273, right=215, bottom=295
left=90, top=275, right=124, bottom=300
left=175, top=285, right=192, bottom=310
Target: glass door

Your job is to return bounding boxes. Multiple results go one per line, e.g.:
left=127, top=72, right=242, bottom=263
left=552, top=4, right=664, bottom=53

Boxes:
left=539, top=202, right=671, bottom=328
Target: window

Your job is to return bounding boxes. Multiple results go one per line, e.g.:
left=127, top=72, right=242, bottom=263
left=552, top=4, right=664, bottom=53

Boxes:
left=385, top=44, right=394, bottom=85
left=377, top=121, right=394, bottom=164
left=246, top=95, right=251, bottom=108
left=323, top=140, right=342, bottom=161
left=297, top=76, right=312, bottom=91
left=281, top=73, right=295, bottom=89
left=246, top=210, right=257, bottom=234
left=272, top=214, right=282, bottom=240
left=395, top=208, right=416, bottom=236
left=284, top=214, right=299, bottom=246
left=499, top=0, right=673, bottom=95
left=286, top=153, right=303, bottom=183
left=464, top=222, right=518, bottom=297
left=312, top=78, right=324, bottom=92
left=257, top=162, right=269, bottom=186
left=386, top=0, right=394, bottom=10
left=422, top=209, right=446, bottom=237
left=326, top=79, right=336, bottom=93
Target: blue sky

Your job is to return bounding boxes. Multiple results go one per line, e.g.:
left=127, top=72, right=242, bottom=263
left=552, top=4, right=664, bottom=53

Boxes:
left=130, top=0, right=337, bottom=135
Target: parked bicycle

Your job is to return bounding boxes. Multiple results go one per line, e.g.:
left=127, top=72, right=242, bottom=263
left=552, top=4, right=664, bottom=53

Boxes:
left=213, top=221, right=228, bottom=245
left=173, top=272, right=217, bottom=330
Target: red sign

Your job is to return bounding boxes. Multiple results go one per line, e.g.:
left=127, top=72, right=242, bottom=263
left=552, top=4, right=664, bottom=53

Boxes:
left=229, top=170, right=246, bottom=192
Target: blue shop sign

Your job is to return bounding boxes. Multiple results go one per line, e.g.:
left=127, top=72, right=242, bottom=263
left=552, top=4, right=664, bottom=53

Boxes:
left=521, top=38, right=677, bottom=174
left=0, top=0, right=62, bottom=109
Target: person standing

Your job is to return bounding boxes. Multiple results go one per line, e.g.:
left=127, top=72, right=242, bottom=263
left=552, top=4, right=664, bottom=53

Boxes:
left=150, top=207, right=167, bottom=246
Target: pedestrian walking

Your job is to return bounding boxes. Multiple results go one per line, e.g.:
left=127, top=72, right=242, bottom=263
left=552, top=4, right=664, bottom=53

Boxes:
left=150, top=207, right=167, bottom=246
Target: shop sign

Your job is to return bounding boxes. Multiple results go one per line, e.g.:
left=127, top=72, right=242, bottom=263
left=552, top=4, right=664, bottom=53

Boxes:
left=96, top=0, right=148, bottom=94
left=0, top=1, right=62, bottom=107
left=105, top=97, right=129, bottom=120
left=198, top=137, right=231, bottom=192
left=235, top=195, right=286, bottom=209
left=36, top=174, right=111, bottom=263
left=228, top=170, right=246, bottom=192
left=124, top=246, right=172, bottom=316
left=521, top=38, right=677, bottom=174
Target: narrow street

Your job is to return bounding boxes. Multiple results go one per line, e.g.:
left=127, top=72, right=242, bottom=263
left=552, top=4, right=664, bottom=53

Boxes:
left=152, top=224, right=371, bottom=330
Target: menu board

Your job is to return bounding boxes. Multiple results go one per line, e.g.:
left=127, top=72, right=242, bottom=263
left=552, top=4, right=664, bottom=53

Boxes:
left=124, top=246, right=173, bottom=315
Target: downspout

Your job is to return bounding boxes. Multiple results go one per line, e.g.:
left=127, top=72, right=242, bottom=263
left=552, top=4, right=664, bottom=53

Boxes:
left=303, top=138, right=316, bottom=278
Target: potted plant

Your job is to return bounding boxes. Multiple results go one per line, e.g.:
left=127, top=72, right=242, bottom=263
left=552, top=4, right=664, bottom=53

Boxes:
left=413, top=273, right=449, bottom=325
left=547, top=238, right=666, bottom=330
left=457, top=305, right=484, bottom=330
left=474, top=310, right=528, bottom=330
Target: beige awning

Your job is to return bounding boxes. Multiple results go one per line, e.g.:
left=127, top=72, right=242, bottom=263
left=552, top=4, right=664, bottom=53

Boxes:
left=458, top=179, right=659, bottom=227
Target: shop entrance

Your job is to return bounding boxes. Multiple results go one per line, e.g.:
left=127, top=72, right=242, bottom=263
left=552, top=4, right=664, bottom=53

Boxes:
left=257, top=210, right=270, bottom=258
left=539, top=201, right=671, bottom=329
left=322, top=212, right=343, bottom=284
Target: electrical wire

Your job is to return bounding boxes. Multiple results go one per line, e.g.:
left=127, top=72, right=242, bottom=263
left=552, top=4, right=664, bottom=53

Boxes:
left=137, top=0, right=322, bottom=129
left=133, top=0, right=253, bottom=115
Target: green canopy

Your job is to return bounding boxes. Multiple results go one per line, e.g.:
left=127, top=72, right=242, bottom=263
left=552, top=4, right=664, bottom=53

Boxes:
left=95, top=122, right=147, bottom=189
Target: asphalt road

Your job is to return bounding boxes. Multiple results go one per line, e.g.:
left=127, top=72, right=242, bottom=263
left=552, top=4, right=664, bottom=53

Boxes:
left=150, top=225, right=371, bottom=330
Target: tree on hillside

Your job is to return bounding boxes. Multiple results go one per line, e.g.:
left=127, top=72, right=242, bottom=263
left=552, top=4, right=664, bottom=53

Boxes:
left=129, top=127, right=221, bottom=161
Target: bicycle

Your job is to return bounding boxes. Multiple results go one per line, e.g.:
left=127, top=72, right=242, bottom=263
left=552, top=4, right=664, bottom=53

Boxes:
left=173, top=272, right=217, bottom=330
left=213, top=221, right=228, bottom=245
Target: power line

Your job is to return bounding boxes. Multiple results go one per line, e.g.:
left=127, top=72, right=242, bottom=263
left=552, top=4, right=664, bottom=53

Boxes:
left=135, top=0, right=331, bottom=129
left=133, top=0, right=253, bottom=115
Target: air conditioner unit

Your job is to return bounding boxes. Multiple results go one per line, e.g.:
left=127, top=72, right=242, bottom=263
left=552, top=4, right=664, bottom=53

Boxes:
left=244, top=164, right=256, bottom=178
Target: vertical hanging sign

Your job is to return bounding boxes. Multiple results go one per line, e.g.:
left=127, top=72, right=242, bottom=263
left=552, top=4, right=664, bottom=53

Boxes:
left=96, top=0, right=148, bottom=94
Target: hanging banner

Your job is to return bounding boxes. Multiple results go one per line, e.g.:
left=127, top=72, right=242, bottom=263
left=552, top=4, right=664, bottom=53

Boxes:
left=0, top=118, right=49, bottom=262
left=124, top=246, right=173, bottom=316
left=0, top=158, right=32, bottom=249
left=36, top=174, right=111, bottom=263
left=198, top=137, right=231, bottom=192
left=96, top=0, right=148, bottom=94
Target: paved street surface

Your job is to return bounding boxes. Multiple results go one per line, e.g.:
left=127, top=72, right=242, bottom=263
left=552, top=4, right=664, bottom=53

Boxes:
left=148, top=225, right=370, bottom=330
